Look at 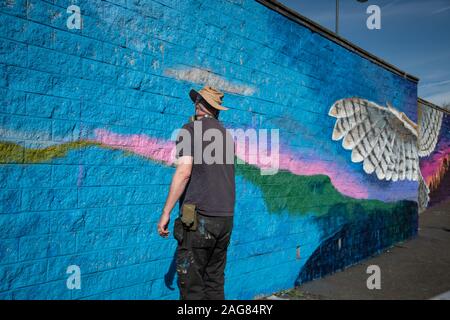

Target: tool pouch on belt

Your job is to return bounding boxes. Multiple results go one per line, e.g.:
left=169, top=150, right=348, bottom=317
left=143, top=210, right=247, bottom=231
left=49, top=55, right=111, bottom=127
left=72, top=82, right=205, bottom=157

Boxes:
left=173, top=217, right=184, bottom=244
left=181, top=203, right=198, bottom=231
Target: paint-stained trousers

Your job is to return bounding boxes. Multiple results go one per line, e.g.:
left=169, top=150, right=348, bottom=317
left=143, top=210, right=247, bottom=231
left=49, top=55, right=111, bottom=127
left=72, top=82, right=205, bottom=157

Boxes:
left=174, top=213, right=233, bottom=300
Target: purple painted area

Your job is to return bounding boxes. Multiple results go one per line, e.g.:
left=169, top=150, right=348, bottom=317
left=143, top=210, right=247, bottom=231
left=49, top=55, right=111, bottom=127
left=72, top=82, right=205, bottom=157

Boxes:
left=421, top=143, right=450, bottom=184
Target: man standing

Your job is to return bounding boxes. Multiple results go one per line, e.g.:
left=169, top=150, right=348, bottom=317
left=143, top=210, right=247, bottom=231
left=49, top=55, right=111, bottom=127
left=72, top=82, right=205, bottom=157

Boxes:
left=157, top=86, right=235, bottom=300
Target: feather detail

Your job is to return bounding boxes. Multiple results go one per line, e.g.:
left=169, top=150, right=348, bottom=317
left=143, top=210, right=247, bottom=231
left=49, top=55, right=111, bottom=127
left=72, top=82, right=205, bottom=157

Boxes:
left=328, top=98, right=419, bottom=182
left=418, top=102, right=443, bottom=157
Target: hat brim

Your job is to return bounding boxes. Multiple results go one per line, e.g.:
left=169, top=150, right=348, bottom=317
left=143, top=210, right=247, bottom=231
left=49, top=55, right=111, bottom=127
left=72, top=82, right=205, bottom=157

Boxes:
left=189, top=89, right=229, bottom=111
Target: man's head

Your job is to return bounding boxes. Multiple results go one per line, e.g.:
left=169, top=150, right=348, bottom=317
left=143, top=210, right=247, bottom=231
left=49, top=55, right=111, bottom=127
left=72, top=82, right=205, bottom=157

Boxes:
left=189, top=86, right=229, bottom=119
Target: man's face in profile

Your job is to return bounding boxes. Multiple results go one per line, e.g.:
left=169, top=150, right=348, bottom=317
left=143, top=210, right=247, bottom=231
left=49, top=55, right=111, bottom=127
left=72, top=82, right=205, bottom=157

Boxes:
left=195, top=97, right=210, bottom=116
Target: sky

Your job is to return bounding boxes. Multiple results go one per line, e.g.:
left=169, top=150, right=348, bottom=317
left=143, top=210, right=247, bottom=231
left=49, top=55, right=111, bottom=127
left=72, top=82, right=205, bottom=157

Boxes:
left=278, top=0, right=450, bottom=109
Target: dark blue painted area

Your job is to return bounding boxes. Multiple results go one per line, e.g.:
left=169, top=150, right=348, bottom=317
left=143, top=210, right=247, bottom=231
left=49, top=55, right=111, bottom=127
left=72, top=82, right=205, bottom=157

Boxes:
left=296, top=201, right=418, bottom=284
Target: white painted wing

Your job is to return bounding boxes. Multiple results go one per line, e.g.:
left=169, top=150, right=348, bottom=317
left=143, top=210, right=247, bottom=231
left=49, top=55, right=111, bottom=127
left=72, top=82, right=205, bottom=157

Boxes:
left=418, top=102, right=443, bottom=157
left=329, top=98, right=419, bottom=181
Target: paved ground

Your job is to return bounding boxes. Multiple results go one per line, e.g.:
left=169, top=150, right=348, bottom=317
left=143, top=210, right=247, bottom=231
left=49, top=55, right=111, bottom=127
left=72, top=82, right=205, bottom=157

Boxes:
left=272, top=200, right=450, bottom=300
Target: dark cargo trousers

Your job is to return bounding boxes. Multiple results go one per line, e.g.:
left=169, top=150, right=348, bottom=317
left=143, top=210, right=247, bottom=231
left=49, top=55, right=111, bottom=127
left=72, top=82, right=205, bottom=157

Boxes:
left=174, top=213, right=233, bottom=300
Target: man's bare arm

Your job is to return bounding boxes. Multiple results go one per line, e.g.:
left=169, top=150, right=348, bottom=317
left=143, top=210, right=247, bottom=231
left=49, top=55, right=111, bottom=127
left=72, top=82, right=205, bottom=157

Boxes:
left=157, top=156, right=193, bottom=237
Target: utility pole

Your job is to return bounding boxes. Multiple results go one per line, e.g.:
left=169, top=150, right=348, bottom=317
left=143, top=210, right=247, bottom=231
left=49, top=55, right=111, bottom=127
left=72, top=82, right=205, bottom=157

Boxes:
left=335, top=0, right=339, bottom=34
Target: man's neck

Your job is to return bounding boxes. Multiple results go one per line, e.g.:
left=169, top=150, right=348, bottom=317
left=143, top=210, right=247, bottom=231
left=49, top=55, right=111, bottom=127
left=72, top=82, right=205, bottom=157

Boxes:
left=197, top=114, right=215, bottom=120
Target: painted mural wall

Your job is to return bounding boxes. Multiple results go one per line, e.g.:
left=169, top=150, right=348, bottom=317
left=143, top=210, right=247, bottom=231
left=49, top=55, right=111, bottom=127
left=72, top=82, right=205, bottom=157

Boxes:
left=419, top=104, right=450, bottom=208
left=0, top=0, right=424, bottom=299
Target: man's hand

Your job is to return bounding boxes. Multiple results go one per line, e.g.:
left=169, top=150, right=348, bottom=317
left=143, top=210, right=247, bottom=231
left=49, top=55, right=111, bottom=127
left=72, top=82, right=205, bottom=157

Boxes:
left=157, top=213, right=170, bottom=238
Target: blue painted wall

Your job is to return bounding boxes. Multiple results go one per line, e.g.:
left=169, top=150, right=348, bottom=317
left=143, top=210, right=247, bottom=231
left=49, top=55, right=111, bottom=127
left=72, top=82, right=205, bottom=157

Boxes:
left=0, top=0, right=418, bottom=299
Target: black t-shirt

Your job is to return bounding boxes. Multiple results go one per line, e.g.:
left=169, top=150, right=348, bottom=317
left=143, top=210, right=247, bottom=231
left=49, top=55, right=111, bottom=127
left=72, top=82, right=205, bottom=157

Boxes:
left=176, top=116, right=235, bottom=216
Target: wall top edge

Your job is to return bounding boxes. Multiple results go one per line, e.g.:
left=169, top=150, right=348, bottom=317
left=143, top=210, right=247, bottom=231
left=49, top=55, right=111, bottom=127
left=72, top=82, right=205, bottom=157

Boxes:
left=418, top=97, right=450, bottom=114
left=255, top=0, right=420, bottom=84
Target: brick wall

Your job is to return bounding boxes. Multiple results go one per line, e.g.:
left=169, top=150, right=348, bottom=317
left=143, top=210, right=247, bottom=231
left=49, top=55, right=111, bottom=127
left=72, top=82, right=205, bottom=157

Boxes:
left=0, top=0, right=419, bottom=299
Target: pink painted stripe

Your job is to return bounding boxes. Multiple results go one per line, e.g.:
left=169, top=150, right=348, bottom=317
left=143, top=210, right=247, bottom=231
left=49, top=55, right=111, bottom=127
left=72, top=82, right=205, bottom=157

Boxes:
left=94, top=129, right=176, bottom=166
left=420, top=146, right=450, bottom=184
left=94, top=129, right=369, bottom=199
left=279, top=154, right=368, bottom=199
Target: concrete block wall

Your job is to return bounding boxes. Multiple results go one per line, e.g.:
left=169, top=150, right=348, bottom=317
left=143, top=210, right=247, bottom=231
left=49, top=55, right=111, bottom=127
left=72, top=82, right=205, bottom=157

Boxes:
left=1, top=0, right=419, bottom=299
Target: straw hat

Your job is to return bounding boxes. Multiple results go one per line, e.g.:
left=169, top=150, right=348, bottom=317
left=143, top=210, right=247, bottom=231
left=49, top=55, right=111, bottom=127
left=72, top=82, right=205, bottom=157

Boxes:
left=189, top=86, right=229, bottom=111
